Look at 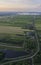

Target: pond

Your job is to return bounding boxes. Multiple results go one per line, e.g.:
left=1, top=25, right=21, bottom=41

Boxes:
left=0, top=49, right=28, bottom=58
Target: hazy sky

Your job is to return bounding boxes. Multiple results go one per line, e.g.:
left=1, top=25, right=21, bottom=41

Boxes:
left=0, top=0, right=41, bottom=12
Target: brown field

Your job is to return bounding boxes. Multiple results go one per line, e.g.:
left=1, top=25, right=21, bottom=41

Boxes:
left=0, top=26, right=33, bottom=35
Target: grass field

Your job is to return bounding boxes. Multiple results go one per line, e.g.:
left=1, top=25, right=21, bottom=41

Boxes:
left=0, top=15, right=41, bottom=65
left=0, top=26, right=33, bottom=34
left=0, top=15, right=41, bottom=47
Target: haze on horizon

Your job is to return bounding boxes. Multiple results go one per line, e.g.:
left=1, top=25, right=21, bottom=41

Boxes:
left=0, top=0, right=41, bottom=12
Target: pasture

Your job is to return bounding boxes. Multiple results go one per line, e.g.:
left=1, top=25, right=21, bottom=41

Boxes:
left=0, top=15, right=41, bottom=65
left=0, top=15, right=41, bottom=47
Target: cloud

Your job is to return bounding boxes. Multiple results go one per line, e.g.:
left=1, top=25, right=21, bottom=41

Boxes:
left=0, top=0, right=41, bottom=12
left=0, top=0, right=41, bottom=4
left=0, top=4, right=40, bottom=12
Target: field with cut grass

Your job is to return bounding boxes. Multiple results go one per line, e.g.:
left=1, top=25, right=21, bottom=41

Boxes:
left=0, top=26, right=33, bottom=34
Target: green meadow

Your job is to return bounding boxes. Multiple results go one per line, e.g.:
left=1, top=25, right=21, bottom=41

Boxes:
left=0, top=15, right=41, bottom=65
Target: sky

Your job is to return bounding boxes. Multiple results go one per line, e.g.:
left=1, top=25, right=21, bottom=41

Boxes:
left=0, top=0, right=41, bottom=12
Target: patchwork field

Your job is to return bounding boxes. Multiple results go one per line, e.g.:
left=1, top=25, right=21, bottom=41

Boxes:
left=0, top=15, right=41, bottom=65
